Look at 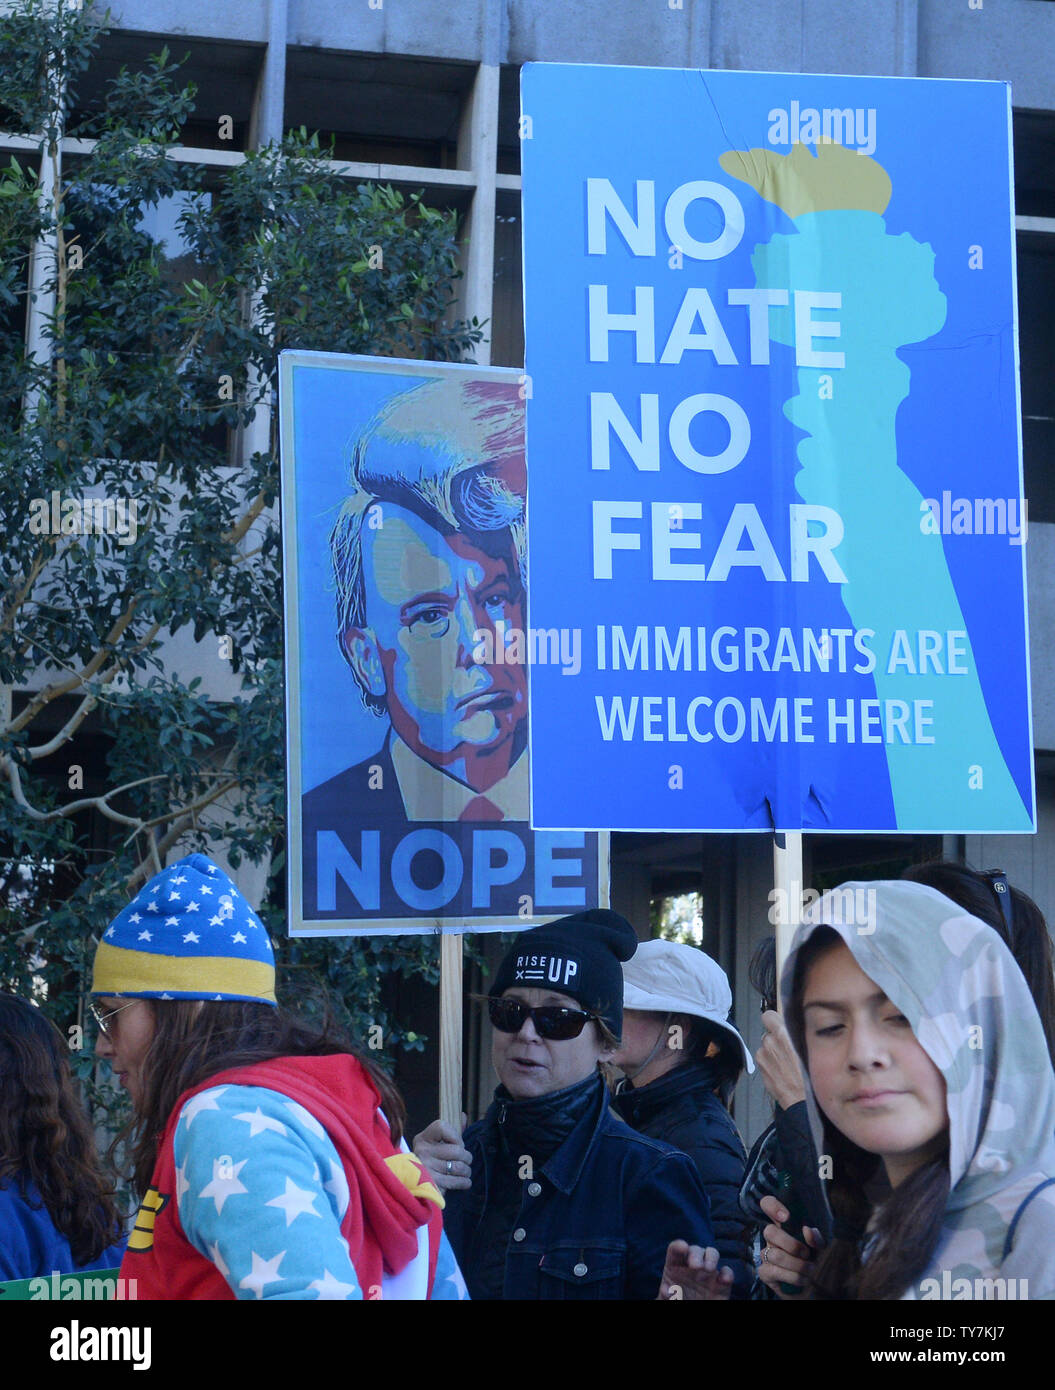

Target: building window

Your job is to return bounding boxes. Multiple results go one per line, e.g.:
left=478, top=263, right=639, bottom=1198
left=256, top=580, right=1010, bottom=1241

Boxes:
left=1018, top=233, right=1055, bottom=523
left=283, top=50, right=469, bottom=168
left=492, top=190, right=523, bottom=367
left=653, top=889, right=706, bottom=947
left=71, top=32, right=263, bottom=152
left=498, top=65, right=521, bottom=176
left=1013, top=111, right=1055, bottom=523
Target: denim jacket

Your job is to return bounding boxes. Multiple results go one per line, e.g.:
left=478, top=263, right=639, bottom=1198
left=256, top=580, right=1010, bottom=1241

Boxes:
left=442, top=1074, right=715, bottom=1299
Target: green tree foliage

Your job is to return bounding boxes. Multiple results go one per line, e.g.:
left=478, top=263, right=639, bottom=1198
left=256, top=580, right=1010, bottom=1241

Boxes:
left=651, top=891, right=705, bottom=946
left=0, top=2, right=483, bottom=1085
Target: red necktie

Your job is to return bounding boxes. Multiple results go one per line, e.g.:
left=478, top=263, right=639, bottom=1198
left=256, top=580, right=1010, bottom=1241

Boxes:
left=459, top=796, right=504, bottom=822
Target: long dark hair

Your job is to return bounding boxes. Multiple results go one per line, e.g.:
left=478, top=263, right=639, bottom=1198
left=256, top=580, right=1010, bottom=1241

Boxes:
left=123, top=998, right=407, bottom=1198
left=748, top=937, right=778, bottom=1013
left=787, top=928, right=950, bottom=1300
left=0, top=994, right=122, bottom=1266
left=902, top=861, right=1055, bottom=1068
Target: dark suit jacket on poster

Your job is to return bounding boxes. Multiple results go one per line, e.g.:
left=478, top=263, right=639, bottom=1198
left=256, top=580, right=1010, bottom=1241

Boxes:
left=302, top=738, right=408, bottom=833
left=301, top=738, right=415, bottom=921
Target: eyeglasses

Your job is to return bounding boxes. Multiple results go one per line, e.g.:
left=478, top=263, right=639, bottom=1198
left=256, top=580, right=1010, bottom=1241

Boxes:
left=90, top=1000, right=139, bottom=1037
left=978, top=869, right=1015, bottom=942
left=488, top=997, right=597, bottom=1041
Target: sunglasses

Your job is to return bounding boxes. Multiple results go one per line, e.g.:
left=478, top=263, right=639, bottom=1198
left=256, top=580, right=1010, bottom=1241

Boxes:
left=90, top=1000, right=139, bottom=1037
left=488, top=997, right=597, bottom=1041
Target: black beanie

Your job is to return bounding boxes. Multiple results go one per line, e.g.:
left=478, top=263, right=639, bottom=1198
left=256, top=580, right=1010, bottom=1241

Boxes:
left=490, top=909, right=638, bottom=1036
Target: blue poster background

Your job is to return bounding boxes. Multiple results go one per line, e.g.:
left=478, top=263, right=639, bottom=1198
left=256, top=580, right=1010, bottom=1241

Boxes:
left=291, top=362, right=424, bottom=793
left=521, top=65, right=1033, bottom=834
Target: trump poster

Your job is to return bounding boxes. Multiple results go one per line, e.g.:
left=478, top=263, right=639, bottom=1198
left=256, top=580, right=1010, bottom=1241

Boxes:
left=520, top=65, right=1034, bottom=835
left=279, top=352, right=608, bottom=935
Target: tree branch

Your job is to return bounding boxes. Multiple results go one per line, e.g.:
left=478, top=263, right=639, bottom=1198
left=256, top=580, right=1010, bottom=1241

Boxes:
left=122, top=777, right=240, bottom=842
left=1, top=754, right=167, bottom=823
left=222, top=490, right=268, bottom=548
left=9, top=597, right=144, bottom=732
left=0, top=536, right=60, bottom=637
left=26, top=689, right=98, bottom=759
left=122, top=776, right=242, bottom=893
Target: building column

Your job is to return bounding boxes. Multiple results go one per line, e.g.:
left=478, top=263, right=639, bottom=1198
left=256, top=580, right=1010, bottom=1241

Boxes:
left=896, top=0, right=919, bottom=76
left=457, top=63, right=500, bottom=364
left=249, top=0, right=289, bottom=148
left=240, top=0, right=289, bottom=469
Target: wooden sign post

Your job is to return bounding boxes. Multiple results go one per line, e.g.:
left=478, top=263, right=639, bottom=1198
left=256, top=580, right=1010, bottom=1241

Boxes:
left=439, top=933, right=464, bottom=1129
left=773, top=831, right=803, bottom=1009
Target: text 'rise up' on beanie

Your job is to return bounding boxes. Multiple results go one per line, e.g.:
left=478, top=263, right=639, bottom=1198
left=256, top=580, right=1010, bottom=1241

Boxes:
left=490, top=908, right=638, bottom=1036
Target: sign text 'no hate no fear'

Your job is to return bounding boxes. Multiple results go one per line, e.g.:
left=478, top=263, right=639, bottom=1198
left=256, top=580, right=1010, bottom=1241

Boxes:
left=520, top=64, right=1033, bottom=835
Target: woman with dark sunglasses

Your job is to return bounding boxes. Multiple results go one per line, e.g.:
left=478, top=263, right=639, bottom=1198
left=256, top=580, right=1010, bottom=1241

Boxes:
left=414, top=909, right=729, bottom=1299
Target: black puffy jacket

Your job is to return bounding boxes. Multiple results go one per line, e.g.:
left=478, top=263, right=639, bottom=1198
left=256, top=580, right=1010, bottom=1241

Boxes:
left=612, top=1061, right=755, bottom=1298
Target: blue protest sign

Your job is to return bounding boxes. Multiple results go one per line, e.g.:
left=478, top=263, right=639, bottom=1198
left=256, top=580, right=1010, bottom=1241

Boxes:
left=521, top=64, right=1033, bottom=834
left=279, top=352, right=608, bottom=933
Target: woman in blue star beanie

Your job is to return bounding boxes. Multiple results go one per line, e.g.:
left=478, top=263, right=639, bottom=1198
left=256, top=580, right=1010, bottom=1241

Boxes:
left=92, top=852, right=467, bottom=1302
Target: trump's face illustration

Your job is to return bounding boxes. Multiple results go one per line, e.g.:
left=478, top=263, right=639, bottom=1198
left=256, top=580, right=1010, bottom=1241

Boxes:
left=341, top=503, right=528, bottom=792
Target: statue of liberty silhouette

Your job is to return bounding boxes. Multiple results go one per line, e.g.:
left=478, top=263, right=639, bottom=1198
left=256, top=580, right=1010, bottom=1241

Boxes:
left=719, top=140, right=1032, bottom=830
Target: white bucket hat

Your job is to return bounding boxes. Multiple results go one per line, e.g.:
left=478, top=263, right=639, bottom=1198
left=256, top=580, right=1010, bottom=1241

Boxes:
left=621, top=939, right=754, bottom=1072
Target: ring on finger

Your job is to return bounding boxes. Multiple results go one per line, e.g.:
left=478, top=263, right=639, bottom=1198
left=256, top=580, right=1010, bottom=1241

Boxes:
left=446, top=1160, right=453, bottom=1175
left=762, top=1246, right=770, bottom=1263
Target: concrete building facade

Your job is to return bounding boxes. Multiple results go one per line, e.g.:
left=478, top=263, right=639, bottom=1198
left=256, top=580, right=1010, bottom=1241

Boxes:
left=5, top=0, right=1054, bottom=1139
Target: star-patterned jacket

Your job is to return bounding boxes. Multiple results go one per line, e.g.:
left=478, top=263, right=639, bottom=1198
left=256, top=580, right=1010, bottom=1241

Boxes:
left=121, top=1054, right=468, bottom=1300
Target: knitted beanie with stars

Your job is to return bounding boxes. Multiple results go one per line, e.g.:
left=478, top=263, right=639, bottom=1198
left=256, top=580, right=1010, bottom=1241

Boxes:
left=91, top=852, right=277, bottom=1005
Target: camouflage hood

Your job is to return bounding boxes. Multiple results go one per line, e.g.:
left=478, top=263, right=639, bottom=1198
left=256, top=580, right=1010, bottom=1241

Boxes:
left=781, top=879, right=1055, bottom=1299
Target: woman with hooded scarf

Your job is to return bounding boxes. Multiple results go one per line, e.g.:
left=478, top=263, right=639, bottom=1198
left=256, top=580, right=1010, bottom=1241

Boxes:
left=755, top=879, right=1055, bottom=1301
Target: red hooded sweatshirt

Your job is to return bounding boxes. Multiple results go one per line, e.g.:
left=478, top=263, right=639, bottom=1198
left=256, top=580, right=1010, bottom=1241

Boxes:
left=122, top=1054, right=443, bottom=1300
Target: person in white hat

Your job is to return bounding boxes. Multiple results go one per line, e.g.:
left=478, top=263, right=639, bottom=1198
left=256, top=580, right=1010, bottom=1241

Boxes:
left=610, top=938, right=756, bottom=1298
